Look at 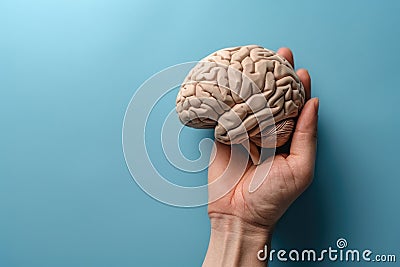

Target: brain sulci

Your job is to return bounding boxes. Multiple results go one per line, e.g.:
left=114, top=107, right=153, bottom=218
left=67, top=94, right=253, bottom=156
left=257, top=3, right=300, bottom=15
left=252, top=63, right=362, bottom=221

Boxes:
left=176, top=45, right=305, bottom=159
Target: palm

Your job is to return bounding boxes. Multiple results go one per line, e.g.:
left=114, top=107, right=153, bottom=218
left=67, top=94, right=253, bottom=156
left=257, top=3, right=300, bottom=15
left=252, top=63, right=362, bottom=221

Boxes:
left=209, top=147, right=308, bottom=227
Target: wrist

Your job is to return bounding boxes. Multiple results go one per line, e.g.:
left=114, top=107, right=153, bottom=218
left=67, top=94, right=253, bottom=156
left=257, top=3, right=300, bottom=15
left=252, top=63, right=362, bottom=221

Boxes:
left=203, top=213, right=273, bottom=267
left=209, top=213, right=272, bottom=240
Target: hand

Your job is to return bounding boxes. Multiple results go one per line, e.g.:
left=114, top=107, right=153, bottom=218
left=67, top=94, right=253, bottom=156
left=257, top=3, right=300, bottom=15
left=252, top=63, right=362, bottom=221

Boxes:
left=203, top=48, right=319, bottom=266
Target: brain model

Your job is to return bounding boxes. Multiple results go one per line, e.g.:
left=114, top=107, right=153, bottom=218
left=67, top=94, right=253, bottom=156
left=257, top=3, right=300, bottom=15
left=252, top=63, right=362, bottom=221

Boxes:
left=176, top=45, right=305, bottom=164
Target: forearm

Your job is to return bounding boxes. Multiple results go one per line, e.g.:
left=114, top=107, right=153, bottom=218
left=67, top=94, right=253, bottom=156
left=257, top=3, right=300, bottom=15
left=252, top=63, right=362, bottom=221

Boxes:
left=203, top=214, right=272, bottom=267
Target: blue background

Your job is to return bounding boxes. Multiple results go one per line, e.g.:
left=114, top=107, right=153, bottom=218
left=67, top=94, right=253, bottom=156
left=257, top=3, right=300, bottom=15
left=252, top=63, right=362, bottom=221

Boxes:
left=1, top=0, right=399, bottom=266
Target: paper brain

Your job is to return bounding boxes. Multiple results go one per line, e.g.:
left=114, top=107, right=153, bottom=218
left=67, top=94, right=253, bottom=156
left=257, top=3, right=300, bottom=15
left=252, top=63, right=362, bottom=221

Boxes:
left=176, top=45, right=305, bottom=163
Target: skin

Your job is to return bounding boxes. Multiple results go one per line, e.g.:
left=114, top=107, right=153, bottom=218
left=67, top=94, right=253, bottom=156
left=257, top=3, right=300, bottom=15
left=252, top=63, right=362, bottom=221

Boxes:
left=203, top=48, right=319, bottom=267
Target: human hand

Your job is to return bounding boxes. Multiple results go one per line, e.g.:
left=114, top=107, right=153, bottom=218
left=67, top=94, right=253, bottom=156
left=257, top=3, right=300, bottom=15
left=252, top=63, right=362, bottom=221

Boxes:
left=203, top=48, right=319, bottom=266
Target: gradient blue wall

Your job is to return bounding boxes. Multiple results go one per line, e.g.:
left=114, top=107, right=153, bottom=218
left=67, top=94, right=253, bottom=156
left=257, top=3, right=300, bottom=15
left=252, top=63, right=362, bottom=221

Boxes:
left=1, top=0, right=399, bottom=266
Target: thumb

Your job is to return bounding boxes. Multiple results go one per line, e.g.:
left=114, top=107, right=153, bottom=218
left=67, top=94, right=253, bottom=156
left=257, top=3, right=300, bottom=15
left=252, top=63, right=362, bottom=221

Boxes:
left=287, top=98, right=319, bottom=179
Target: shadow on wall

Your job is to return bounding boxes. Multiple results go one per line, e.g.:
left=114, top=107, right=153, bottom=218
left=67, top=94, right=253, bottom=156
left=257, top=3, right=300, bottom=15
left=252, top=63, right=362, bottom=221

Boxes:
left=271, top=118, right=347, bottom=266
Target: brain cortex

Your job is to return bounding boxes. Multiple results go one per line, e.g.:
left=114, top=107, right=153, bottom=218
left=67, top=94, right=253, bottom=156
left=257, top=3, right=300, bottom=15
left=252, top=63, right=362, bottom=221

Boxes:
left=176, top=45, right=305, bottom=158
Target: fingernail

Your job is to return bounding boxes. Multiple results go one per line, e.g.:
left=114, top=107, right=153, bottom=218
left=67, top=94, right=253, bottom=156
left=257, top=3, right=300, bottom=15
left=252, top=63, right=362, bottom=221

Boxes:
left=314, top=98, right=319, bottom=113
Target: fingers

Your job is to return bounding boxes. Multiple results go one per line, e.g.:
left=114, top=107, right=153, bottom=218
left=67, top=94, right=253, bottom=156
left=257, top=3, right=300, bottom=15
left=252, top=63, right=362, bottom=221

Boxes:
left=277, top=47, right=294, bottom=67
left=287, top=98, right=319, bottom=180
